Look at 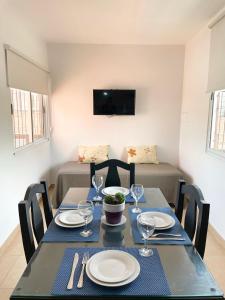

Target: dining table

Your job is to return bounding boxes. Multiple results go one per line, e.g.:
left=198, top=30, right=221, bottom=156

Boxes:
left=10, top=187, right=224, bottom=300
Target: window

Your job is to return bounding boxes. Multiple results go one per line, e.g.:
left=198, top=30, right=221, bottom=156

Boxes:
left=208, top=90, right=225, bottom=155
left=10, top=88, right=49, bottom=149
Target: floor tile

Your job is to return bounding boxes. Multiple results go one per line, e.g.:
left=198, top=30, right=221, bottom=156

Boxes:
left=0, top=255, right=19, bottom=287
left=1, top=256, right=26, bottom=289
left=0, top=288, right=13, bottom=300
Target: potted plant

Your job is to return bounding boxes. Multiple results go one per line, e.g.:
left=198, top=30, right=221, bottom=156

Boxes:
left=103, top=193, right=125, bottom=225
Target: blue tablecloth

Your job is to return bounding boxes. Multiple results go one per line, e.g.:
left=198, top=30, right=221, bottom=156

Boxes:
left=52, top=247, right=171, bottom=297
left=129, top=207, right=192, bottom=245
left=42, top=206, right=102, bottom=242
left=87, top=187, right=145, bottom=203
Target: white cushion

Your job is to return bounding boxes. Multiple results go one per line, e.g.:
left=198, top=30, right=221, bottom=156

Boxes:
left=78, top=145, right=109, bottom=163
left=126, top=145, right=159, bottom=164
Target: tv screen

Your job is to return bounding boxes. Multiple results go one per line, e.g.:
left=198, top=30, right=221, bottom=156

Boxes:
left=93, top=89, right=135, bottom=115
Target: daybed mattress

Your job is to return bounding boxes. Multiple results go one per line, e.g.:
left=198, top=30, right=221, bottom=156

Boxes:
left=54, top=161, right=182, bottom=208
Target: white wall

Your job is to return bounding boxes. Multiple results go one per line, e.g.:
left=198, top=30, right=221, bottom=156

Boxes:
left=1, top=2, right=224, bottom=245
left=179, top=26, right=225, bottom=240
left=48, top=44, right=184, bottom=180
left=0, top=2, right=51, bottom=245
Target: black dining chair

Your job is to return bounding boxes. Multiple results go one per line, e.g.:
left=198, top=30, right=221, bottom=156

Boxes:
left=18, top=181, right=53, bottom=263
left=175, top=179, right=210, bottom=258
left=90, top=159, right=135, bottom=188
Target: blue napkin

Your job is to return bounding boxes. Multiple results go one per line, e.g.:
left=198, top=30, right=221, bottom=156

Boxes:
left=42, top=206, right=102, bottom=242
left=87, top=187, right=145, bottom=203
left=129, top=207, right=192, bottom=245
left=52, top=247, right=171, bottom=296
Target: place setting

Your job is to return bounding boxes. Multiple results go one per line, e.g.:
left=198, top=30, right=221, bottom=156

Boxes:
left=42, top=200, right=102, bottom=242
left=87, top=175, right=145, bottom=204
left=54, top=209, right=93, bottom=229
left=52, top=247, right=171, bottom=297
left=129, top=206, right=193, bottom=245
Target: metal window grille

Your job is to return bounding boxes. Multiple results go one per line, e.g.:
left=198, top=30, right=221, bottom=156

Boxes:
left=10, top=88, right=48, bottom=149
left=209, top=90, right=225, bottom=152
left=31, top=92, right=44, bottom=141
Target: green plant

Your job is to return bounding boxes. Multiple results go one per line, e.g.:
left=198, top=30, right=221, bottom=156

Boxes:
left=104, top=192, right=125, bottom=205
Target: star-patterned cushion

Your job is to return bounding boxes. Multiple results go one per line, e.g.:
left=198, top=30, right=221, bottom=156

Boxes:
left=126, top=145, right=159, bottom=164
left=78, top=145, right=109, bottom=163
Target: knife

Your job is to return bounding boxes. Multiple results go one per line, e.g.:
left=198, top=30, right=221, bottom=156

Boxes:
left=147, top=237, right=185, bottom=241
left=67, top=253, right=79, bottom=290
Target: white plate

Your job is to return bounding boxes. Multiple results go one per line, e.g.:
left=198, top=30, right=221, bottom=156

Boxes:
left=101, top=215, right=126, bottom=227
left=89, top=250, right=136, bottom=283
left=140, top=211, right=175, bottom=230
left=102, top=186, right=130, bottom=196
left=59, top=210, right=85, bottom=225
left=54, top=213, right=93, bottom=228
left=86, top=251, right=140, bottom=286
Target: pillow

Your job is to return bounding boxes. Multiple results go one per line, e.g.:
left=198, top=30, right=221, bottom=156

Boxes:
left=126, top=145, right=159, bottom=164
left=78, top=145, right=109, bottom=163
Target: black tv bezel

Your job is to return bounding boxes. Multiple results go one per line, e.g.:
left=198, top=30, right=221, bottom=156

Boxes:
left=93, top=89, right=136, bottom=116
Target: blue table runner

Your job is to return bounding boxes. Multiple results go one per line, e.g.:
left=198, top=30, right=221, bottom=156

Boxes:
left=87, top=187, right=145, bottom=203
left=42, top=206, right=102, bottom=243
left=129, top=207, right=192, bottom=245
left=52, top=247, right=171, bottom=297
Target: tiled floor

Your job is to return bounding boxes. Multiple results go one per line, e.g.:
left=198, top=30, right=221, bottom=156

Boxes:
left=0, top=218, right=224, bottom=299
left=0, top=226, right=26, bottom=300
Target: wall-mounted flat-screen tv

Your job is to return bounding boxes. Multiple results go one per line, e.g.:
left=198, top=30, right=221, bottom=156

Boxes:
left=93, top=89, right=135, bottom=115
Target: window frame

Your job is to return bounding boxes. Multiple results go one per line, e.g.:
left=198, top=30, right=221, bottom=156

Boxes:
left=206, top=91, right=225, bottom=159
left=10, top=88, right=50, bottom=153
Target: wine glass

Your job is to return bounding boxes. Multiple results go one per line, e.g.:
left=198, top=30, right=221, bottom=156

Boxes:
left=131, top=184, right=144, bottom=213
left=92, top=175, right=104, bottom=201
left=137, top=214, right=155, bottom=257
left=78, top=200, right=94, bottom=237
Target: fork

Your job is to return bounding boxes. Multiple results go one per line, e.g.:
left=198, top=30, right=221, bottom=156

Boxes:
left=142, top=233, right=182, bottom=240
left=152, top=233, right=182, bottom=237
left=77, top=252, right=89, bottom=288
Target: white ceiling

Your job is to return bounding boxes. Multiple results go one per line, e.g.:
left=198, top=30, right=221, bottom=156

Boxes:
left=3, top=0, right=225, bottom=44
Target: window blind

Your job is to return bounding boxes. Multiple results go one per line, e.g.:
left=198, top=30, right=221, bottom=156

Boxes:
left=207, top=13, right=225, bottom=92
left=5, top=45, right=49, bottom=94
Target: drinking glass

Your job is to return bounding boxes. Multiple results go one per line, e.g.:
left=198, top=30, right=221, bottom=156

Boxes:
left=78, top=200, right=94, bottom=237
left=92, top=175, right=104, bottom=201
left=131, top=184, right=144, bottom=213
left=137, top=214, right=155, bottom=257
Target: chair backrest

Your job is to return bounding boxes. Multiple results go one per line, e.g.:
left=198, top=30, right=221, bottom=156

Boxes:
left=18, top=181, right=53, bottom=263
left=90, top=159, right=135, bottom=188
left=175, top=179, right=210, bottom=258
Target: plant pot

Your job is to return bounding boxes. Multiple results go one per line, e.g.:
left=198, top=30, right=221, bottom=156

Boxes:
left=103, top=201, right=125, bottom=225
